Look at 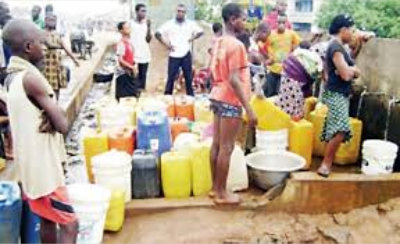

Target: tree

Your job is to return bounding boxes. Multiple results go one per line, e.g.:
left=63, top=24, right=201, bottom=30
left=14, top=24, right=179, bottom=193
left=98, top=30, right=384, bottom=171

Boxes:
left=317, top=0, right=400, bottom=39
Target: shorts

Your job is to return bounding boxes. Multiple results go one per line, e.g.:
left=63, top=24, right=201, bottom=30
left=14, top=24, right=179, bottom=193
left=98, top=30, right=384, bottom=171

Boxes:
left=210, top=99, right=242, bottom=118
left=25, top=186, right=77, bottom=225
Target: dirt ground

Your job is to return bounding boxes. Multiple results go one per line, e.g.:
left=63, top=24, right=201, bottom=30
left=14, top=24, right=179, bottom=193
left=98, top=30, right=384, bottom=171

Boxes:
left=104, top=197, right=400, bottom=244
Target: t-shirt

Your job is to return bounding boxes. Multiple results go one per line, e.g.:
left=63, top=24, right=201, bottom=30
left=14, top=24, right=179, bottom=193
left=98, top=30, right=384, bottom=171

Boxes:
left=264, top=11, right=292, bottom=30
left=210, top=35, right=251, bottom=107
left=131, top=20, right=151, bottom=64
left=33, top=18, right=45, bottom=29
left=266, top=30, right=301, bottom=74
left=325, top=39, right=355, bottom=96
left=116, top=38, right=135, bottom=77
left=157, top=19, right=203, bottom=58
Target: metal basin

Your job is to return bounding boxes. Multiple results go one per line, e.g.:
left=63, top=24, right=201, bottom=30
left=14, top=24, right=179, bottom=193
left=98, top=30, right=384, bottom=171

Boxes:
left=246, top=151, right=306, bottom=190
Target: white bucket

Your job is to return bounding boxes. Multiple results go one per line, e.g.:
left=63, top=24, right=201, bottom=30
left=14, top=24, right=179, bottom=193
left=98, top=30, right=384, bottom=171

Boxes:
left=67, top=184, right=111, bottom=244
left=92, top=150, right=132, bottom=202
left=256, top=129, right=288, bottom=152
left=362, top=140, right=398, bottom=175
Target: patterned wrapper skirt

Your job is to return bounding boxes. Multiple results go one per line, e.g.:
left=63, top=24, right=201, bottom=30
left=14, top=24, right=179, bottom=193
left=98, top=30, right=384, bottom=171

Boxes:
left=276, top=75, right=305, bottom=118
left=320, top=90, right=352, bottom=142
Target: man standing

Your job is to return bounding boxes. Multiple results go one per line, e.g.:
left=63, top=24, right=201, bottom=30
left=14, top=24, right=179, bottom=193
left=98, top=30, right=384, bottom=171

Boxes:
left=2, top=19, right=78, bottom=243
left=264, top=15, right=300, bottom=97
left=155, top=4, right=203, bottom=96
left=31, top=5, right=44, bottom=30
left=264, top=0, right=292, bottom=30
left=131, top=3, right=152, bottom=91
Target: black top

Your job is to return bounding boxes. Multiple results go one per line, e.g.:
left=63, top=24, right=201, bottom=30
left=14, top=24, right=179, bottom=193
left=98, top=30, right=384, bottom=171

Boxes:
left=325, top=39, right=355, bottom=96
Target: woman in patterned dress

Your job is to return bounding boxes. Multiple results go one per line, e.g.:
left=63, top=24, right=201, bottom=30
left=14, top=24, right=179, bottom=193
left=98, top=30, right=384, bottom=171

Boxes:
left=318, top=14, right=361, bottom=177
left=43, top=14, right=79, bottom=99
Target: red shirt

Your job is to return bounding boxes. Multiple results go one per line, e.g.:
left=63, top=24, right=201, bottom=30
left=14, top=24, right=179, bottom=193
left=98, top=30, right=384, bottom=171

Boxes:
left=264, top=11, right=292, bottom=30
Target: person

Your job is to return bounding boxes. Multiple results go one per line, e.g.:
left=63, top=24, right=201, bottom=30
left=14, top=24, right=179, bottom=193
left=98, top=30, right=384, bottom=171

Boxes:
left=245, top=0, right=264, bottom=32
left=264, top=14, right=301, bottom=97
left=318, top=15, right=361, bottom=177
left=131, top=3, right=152, bottom=91
left=208, top=22, right=223, bottom=56
left=115, top=21, right=138, bottom=101
left=209, top=3, right=257, bottom=205
left=264, top=0, right=292, bottom=30
left=248, top=22, right=270, bottom=62
left=275, top=42, right=323, bottom=120
left=2, top=19, right=78, bottom=243
left=43, top=14, right=79, bottom=99
left=155, top=4, right=204, bottom=96
left=31, top=5, right=44, bottom=29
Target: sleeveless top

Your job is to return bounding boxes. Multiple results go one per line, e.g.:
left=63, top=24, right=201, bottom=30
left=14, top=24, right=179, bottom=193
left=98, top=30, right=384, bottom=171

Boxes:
left=7, top=71, right=66, bottom=199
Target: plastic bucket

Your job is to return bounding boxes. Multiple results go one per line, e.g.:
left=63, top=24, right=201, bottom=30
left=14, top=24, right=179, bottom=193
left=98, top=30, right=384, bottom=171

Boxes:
left=66, top=184, right=111, bottom=244
left=362, top=140, right=398, bottom=175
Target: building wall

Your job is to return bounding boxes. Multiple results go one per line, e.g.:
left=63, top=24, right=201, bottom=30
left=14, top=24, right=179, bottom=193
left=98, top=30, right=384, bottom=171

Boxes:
left=286, top=0, right=325, bottom=31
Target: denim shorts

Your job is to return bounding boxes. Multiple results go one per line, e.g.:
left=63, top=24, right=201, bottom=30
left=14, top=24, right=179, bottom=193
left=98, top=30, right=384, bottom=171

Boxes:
left=210, top=99, right=242, bottom=118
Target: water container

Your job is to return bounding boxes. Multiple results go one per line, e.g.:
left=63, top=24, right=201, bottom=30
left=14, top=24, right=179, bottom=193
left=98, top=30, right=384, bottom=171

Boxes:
left=255, top=129, right=288, bottom=152
left=170, top=118, right=190, bottom=142
left=20, top=200, right=40, bottom=244
left=108, top=126, right=135, bottom=155
left=96, top=104, right=135, bottom=130
left=0, top=181, right=22, bottom=244
left=249, top=95, right=291, bottom=131
left=82, top=127, right=109, bottom=183
left=137, top=109, right=172, bottom=156
left=190, top=143, right=212, bottom=196
left=119, top=97, right=137, bottom=126
left=0, top=158, right=5, bottom=172
left=66, top=184, right=110, bottom=244
left=92, top=150, right=132, bottom=202
left=131, top=150, right=161, bottom=199
left=227, top=145, right=249, bottom=192
left=335, top=118, right=363, bottom=165
left=104, top=190, right=125, bottom=232
left=157, top=95, right=175, bottom=118
left=309, top=110, right=327, bottom=156
left=304, top=97, right=317, bottom=121
left=175, top=95, right=195, bottom=121
left=194, top=99, right=213, bottom=123
left=362, top=140, right=398, bottom=174
left=161, top=151, right=191, bottom=198
left=289, top=119, right=313, bottom=169
left=173, top=133, right=200, bottom=151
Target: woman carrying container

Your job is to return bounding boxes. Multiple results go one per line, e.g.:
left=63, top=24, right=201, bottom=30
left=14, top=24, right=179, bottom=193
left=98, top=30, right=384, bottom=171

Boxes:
left=318, top=14, right=361, bottom=177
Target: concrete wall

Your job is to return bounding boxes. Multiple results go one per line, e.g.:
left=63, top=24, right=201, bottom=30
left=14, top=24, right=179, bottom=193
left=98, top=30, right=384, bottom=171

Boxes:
left=356, top=38, right=400, bottom=98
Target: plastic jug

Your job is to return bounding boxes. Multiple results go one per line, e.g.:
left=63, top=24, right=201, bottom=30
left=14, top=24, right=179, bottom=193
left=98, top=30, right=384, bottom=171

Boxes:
left=304, top=97, right=318, bottom=121
left=137, top=109, right=172, bottom=156
left=0, top=181, right=22, bottom=244
left=131, top=150, right=161, bottom=199
left=173, top=133, right=200, bottom=151
left=161, top=151, right=191, bottom=198
left=96, top=104, right=135, bottom=130
left=335, top=118, right=363, bottom=165
left=289, top=119, right=313, bottom=169
left=175, top=95, right=195, bottom=121
left=104, top=189, right=125, bottom=232
left=170, top=118, right=190, bottom=142
left=157, top=95, right=176, bottom=118
left=227, top=145, right=249, bottom=192
left=82, top=127, right=109, bottom=183
left=190, top=142, right=212, bottom=196
left=119, top=97, right=137, bottom=126
left=92, top=150, right=132, bottom=202
left=194, top=99, right=213, bottom=123
left=20, top=200, right=41, bottom=244
left=249, top=95, right=291, bottom=131
left=108, top=126, right=135, bottom=155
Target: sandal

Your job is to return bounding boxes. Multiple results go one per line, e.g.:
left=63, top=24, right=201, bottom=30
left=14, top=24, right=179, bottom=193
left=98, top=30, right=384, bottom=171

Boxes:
left=317, top=163, right=331, bottom=178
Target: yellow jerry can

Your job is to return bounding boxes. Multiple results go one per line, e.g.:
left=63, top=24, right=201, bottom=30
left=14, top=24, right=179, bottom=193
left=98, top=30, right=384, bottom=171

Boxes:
left=304, top=97, right=318, bottom=121
left=82, top=127, right=109, bottom=183
left=190, top=142, right=212, bottom=196
left=310, top=110, right=327, bottom=157
left=289, top=119, right=313, bottom=169
left=161, top=151, right=192, bottom=198
left=334, top=118, right=363, bottom=165
left=194, top=99, right=213, bottom=123
left=248, top=95, right=291, bottom=131
left=104, top=189, right=125, bottom=232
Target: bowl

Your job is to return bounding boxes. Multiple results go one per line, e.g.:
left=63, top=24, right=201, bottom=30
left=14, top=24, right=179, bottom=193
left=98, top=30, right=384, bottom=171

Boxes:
left=246, top=151, right=306, bottom=190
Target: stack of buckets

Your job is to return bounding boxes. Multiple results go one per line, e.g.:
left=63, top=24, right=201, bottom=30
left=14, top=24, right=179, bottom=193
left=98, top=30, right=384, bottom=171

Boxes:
left=362, top=140, right=398, bottom=175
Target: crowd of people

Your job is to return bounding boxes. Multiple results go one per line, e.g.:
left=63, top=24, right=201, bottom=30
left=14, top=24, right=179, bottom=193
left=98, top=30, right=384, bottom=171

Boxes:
left=0, top=0, right=376, bottom=242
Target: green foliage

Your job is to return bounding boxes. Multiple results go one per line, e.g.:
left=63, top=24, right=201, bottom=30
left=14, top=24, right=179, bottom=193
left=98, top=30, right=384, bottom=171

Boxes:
left=317, top=0, right=400, bottom=38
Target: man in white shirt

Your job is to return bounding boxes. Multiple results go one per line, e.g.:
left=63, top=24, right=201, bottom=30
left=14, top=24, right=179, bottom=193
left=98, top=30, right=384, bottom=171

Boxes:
left=155, top=4, right=203, bottom=96
left=131, top=3, right=152, bottom=91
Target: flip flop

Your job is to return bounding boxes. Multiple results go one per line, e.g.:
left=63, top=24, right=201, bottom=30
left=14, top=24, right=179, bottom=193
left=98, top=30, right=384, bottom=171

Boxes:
left=317, top=163, right=331, bottom=178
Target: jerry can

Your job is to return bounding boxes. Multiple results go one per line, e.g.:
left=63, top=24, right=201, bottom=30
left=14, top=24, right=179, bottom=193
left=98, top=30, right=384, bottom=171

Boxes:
left=175, top=95, right=195, bottom=121
left=289, top=119, right=313, bottom=169
left=304, top=97, right=318, bottom=121
left=131, top=150, right=161, bottom=199
left=157, top=95, right=176, bottom=118
left=82, top=127, right=109, bottom=182
left=0, top=181, right=22, bottom=244
left=334, top=118, right=363, bottom=165
left=194, top=98, right=213, bottom=123
left=249, top=95, right=291, bottom=131
left=227, top=145, right=248, bottom=192
left=108, top=126, right=135, bottom=155
left=161, top=151, right=191, bottom=198
left=104, top=189, right=125, bottom=232
left=170, top=118, right=190, bottom=142
left=190, top=142, right=212, bottom=196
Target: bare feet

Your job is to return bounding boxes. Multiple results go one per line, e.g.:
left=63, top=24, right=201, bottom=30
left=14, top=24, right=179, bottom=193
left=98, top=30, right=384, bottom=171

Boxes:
left=214, top=191, right=240, bottom=205
left=317, top=163, right=331, bottom=178
left=208, top=190, right=216, bottom=199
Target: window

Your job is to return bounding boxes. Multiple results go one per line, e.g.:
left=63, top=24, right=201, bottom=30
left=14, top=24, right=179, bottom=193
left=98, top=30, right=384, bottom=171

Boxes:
left=295, top=0, right=313, bottom=13
left=293, top=22, right=312, bottom=32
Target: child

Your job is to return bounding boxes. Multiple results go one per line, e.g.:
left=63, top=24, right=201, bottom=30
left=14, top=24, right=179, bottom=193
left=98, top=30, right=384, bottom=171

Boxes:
left=115, top=21, right=138, bottom=101
left=209, top=3, right=257, bottom=205
left=208, top=22, right=223, bottom=56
